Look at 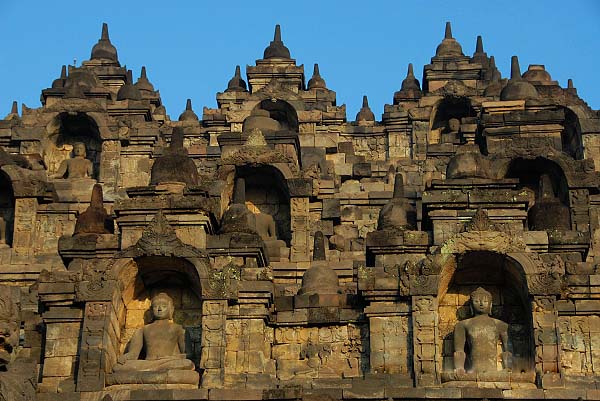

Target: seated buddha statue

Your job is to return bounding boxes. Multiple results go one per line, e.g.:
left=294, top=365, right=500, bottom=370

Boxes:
left=453, top=287, right=512, bottom=375
left=441, top=118, right=462, bottom=144
left=113, top=293, right=197, bottom=374
left=54, top=142, right=94, bottom=179
left=254, top=210, right=287, bottom=261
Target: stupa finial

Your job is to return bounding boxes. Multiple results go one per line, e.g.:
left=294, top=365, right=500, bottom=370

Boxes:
left=510, top=55, right=522, bottom=80
left=445, top=22, right=453, bottom=39
left=475, top=35, right=484, bottom=53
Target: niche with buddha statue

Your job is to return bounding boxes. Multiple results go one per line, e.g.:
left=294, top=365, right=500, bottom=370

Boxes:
left=45, top=112, right=102, bottom=179
left=236, top=166, right=291, bottom=246
left=430, top=96, right=476, bottom=145
left=438, top=251, right=535, bottom=381
left=106, top=255, right=203, bottom=389
left=505, top=157, right=571, bottom=231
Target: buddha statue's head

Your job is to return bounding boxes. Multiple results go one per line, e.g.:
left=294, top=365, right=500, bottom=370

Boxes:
left=151, top=293, right=174, bottom=321
left=470, top=287, right=492, bottom=316
left=73, top=142, right=87, bottom=158
left=447, top=118, right=460, bottom=133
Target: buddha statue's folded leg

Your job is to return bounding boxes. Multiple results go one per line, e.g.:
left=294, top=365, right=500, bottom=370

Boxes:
left=151, top=357, right=195, bottom=371
left=113, top=357, right=195, bottom=372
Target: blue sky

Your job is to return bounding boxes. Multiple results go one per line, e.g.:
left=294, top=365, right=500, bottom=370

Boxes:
left=1, top=1, right=599, bottom=120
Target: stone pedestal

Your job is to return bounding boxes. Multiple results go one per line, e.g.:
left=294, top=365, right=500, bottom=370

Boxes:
left=422, top=178, right=529, bottom=245
left=115, top=186, right=215, bottom=249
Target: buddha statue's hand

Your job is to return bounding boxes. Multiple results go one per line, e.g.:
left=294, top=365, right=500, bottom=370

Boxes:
left=453, top=351, right=466, bottom=374
left=117, top=354, right=128, bottom=365
left=502, top=351, right=513, bottom=370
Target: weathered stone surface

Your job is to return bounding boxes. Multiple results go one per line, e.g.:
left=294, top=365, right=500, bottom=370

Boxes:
left=1, top=20, right=599, bottom=401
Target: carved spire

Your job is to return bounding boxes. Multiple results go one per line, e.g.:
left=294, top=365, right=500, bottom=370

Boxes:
left=178, top=98, right=199, bottom=121
left=568, top=79, right=574, bottom=89
left=500, top=55, right=539, bottom=101
left=150, top=127, right=198, bottom=186
left=392, top=173, right=405, bottom=199
left=394, top=63, right=422, bottom=104
left=475, top=35, right=484, bottom=53
left=169, top=125, right=185, bottom=151
left=263, top=24, right=291, bottom=59
left=219, top=177, right=257, bottom=235
left=484, top=55, right=501, bottom=83
left=313, top=231, right=326, bottom=261
left=116, top=70, right=142, bottom=100
left=135, top=66, right=155, bottom=92
left=226, top=65, right=247, bottom=92
left=445, top=21, right=453, bottom=39
left=472, top=35, right=489, bottom=66
left=377, top=170, right=412, bottom=231
left=52, top=65, right=67, bottom=88
left=101, top=22, right=109, bottom=40
left=73, top=184, right=112, bottom=235
left=356, top=95, right=375, bottom=122
left=435, top=21, right=464, bottom=57
left=298, top=230, right=340, bottom=296
left=5, top=101, right=19, bottom=120
left=510, top=55, right=522, bottom=80
left=400, top=63, right=421, bottom=91
left=90, top=22, right=119, bottom=62
left=528, top=174, right=571, bottom=231
left=307, top=63, right=327, bottom=90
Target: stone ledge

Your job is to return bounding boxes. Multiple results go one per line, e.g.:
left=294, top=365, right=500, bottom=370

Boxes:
left=209, top=388, right=263, bottom=400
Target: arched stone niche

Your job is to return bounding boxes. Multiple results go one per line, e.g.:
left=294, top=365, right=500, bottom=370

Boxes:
left=255, top=99, right=299, bottom=133
left=561, top=107, right=584, bottom=160
left=45, top=112, right=102, bottom=179
left=437, top=250, right=535, bottom=375
left=430, top=96, right=476, bottom=145
left=118, top=256, right=203, bottom=363
left=236, top=165, right=292, bottom=244
left=0, top=171, right=15, bottom=247
left=505, top=157, right=571, bottom=230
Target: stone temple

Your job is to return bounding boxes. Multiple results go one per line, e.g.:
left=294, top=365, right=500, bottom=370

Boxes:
left=1, top=21, right=600, bottom=401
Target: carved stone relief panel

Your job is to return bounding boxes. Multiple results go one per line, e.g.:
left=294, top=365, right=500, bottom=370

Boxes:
left=272, top=324, right=367, bottom=381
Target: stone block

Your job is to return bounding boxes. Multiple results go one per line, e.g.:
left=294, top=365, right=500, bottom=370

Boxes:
left=322, top=199, right=341, bottom=219
left=335, top=162, right=353, bottom=176
left=343, top=380, right=385, bottom=399
left=42, top=356, right=73, bottom=377
left=209, top=388, right=263, bottom=400
left=353, top=163, right=372, bottom=178
left=274, top=296, right=294, bottom=311
left=44, top=338, right=79, bottom=357
left=46, top=323, right=81, bottom=340
left=341, top=206, right=362, bottom=222
left=333, top=224, right=358, bottom=239
left=340, top=180, right=361, bottom=193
